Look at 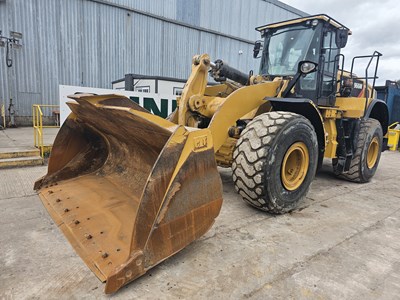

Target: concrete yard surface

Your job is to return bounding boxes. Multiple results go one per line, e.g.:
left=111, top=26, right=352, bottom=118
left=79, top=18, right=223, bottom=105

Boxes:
left=0, top=127, right=59, bottom=152
left=1, top=151, right=400, bottom=299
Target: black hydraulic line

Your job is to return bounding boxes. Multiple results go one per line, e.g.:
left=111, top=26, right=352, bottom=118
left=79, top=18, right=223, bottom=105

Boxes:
left=211, top=59, right=249, bottom=86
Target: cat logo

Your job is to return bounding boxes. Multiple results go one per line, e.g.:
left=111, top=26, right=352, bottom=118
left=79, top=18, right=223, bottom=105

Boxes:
left=194, top=135, right=208, bottom=150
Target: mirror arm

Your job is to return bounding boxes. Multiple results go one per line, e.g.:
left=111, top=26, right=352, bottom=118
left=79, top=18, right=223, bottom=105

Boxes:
left=282, top=73, right=301, bottom=98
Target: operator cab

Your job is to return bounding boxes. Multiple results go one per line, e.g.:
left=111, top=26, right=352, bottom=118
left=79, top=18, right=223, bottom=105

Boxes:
left=255, top=14, right=351, bottom=106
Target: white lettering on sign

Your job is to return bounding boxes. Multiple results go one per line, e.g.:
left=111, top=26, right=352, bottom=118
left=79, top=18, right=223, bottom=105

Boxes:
left=59, top=85, right=177, bottom=126
left=353, top=82, right=363, bottom=89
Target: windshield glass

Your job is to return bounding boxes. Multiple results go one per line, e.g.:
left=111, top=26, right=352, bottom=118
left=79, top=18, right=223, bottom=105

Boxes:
left=260, top=24, right=320, bottom=76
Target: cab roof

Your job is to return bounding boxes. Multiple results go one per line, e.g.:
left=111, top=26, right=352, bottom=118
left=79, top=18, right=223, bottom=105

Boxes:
left=256, top=14, right=351, bottom=35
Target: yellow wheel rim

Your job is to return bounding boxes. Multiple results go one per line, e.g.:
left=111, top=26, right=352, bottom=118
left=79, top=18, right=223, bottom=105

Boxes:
left=281, top=142, right=309, bottom=191
left=367, top=136, right=379, bottom=169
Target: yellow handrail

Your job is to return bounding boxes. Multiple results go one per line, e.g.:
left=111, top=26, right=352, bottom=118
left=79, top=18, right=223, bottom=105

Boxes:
left=32, top=104, right=60, bottom=157
left=1, top=103, right=5, bottom=128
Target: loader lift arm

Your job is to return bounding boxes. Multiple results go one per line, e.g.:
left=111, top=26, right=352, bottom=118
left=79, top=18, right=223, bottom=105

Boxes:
left=173, top=53, right=282, bottom=152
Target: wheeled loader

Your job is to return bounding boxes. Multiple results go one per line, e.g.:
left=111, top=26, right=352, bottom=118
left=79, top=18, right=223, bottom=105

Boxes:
left=35, top=14, right=388, bottom=293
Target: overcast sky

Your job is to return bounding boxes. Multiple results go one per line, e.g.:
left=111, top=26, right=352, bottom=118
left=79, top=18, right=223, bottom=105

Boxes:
left=282, top=0, right=400, bottom=84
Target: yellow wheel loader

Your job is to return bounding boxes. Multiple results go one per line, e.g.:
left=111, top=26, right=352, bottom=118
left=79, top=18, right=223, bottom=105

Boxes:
left=35, top=14, right=388, bottom=293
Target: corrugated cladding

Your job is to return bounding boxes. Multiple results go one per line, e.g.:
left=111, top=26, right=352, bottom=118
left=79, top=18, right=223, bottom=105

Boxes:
left=0, top=0, right=305, bottom=117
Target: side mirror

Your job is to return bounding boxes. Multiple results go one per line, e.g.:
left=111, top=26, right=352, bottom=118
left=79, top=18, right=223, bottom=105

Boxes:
left=253, top=40, right=262, bottom=59
left=282, top=61, right=318, bottom=98
left=335, top=28, right=349, bottom=48
left=298, top=61, right=318, bottom=75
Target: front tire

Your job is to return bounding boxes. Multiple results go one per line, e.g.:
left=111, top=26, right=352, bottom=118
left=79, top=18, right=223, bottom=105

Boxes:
left=232, top=112, right=318, bottom=214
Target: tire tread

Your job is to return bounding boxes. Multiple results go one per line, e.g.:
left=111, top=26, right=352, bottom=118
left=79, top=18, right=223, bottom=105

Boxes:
left=337, top=119, right=381, bottom=183
left=232, top=111, right=301, bottom=213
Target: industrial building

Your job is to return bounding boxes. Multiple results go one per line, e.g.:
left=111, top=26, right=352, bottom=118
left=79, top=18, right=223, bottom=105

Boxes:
left=0, top=0, right=305, bottom=125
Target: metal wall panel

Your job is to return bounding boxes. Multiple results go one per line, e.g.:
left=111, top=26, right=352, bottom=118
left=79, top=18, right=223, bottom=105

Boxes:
left=104, top=0, right=178, bottom=20
left=81, top=1, right=100, bottom=87
left=0, top=0, right=10, bottom=110
left=176, top=0, right=200, bottom=26
left=0, top=0, right=306, bottom=120
left=198, top=0, right=303, bottom=42
left=36, top=0, right=61, bottom=112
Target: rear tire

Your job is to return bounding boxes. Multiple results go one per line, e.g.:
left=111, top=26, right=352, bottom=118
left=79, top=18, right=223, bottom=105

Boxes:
left=232, top=112, right=318, bottom=214
left=333, top=118, right=383, bottom=183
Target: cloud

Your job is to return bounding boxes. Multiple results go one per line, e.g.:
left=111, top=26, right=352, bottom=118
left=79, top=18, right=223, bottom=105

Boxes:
left=281, top=0, right=400, bottom=82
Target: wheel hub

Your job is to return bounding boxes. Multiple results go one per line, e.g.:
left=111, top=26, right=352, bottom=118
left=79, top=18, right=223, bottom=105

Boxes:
left=367, top=136, right=379, bottom=169
left=281, top=142, right=309, bottom=191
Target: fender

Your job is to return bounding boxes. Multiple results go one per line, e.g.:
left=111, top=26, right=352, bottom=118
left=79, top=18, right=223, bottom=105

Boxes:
left=266, top=97, right=326, bottom=167
left=209, top=81, right=282, bottom=152
left=365, top=99, right=389, bottom=135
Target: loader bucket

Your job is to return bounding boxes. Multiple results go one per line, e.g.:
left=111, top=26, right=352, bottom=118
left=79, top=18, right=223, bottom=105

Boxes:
left=34, top=94, right=223, bottom=294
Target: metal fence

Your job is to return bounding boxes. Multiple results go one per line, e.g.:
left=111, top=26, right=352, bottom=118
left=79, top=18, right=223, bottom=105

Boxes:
left=32, top=104, right=60, bottom=157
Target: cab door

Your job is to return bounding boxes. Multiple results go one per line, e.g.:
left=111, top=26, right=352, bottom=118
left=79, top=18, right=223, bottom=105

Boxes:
left=317, top=29, right=340, bottom=106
